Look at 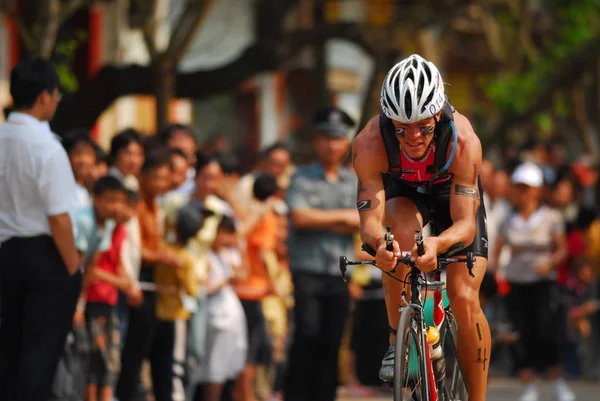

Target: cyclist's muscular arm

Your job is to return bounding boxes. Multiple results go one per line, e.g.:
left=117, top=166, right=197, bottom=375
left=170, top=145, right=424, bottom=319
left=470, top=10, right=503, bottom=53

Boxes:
left=436, top=121, right=483, bottom=254
left=352, top=122, right=387, bottom=250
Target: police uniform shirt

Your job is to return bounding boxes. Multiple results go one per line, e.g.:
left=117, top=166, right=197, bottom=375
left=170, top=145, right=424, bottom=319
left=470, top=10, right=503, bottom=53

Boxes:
left=285, top=163, right=358, bottom=276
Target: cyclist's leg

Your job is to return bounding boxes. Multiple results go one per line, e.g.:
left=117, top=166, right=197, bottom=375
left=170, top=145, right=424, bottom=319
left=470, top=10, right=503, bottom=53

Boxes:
left=382, top=196, right=424, bottom=342
left=444, top=200, right=491, bottom=401
left=446, top=258, right=490, bottom=401
left=378, top=196, right=427, bottom=382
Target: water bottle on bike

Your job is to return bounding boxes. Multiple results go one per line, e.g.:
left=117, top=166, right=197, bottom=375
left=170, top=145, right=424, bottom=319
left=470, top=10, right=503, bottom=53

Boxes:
left=426, top=326, right=446, bottom=385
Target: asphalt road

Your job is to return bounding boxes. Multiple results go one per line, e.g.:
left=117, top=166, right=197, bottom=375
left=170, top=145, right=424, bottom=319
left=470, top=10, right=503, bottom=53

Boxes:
left=337, top=378, right=600, bottom=400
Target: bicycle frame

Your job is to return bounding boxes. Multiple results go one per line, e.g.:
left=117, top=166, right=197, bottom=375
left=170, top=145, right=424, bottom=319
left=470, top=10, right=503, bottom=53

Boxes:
left=403, top=264, right=442, bottom=401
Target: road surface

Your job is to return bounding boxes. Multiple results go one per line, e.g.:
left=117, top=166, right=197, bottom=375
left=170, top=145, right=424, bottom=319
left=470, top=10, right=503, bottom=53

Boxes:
left=338, top=378, right=600, bottom=400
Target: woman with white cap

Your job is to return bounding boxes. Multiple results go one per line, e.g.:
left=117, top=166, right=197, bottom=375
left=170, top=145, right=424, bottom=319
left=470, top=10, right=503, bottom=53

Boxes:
left=491, top=162, right=573, bottom=401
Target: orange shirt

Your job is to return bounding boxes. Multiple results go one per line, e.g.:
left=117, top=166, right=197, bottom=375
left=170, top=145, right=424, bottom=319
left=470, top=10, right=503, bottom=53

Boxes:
left=235, top=211, right=278, bottom=300
left=138, top=198, right=162, bottom=258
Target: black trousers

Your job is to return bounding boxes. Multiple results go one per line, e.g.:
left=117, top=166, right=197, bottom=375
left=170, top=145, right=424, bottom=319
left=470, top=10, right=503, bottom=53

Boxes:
left=116, top=266, right=176, bottom=401
left=240, top=299, right=272, bottom=365
left=351, top=291, right=388, bottom=387
left=284, top=272, right=350, bottom=401
left=504, top=280, right=561, bottom=372
left=0, top=235, right=82, bottom=401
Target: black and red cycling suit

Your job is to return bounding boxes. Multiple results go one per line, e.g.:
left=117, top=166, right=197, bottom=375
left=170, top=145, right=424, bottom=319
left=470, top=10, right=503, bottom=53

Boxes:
left=379, top=101, right=488, bottom=259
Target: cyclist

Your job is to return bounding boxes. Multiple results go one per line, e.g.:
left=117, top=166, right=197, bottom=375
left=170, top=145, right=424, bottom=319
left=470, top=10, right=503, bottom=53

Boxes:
left=352, top=54, right=490, bottom=401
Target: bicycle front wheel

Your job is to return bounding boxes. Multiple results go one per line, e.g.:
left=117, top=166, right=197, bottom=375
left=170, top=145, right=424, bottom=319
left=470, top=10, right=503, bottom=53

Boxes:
left=441, top=309, right=468, bottom=401
left=393, top=306, right=431, bottom=401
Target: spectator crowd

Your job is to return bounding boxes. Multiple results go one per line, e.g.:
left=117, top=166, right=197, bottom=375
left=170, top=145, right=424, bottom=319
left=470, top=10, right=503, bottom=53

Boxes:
left=43, top=105, right=366, bottom=401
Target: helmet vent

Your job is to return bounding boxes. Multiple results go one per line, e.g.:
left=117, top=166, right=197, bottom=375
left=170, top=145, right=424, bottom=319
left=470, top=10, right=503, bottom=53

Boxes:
left=423, top=63, right=432, bottom=82
left=404, top=91, right=413, bottom=121
left=417, top=74, right=425, bottom=99
left=385, top=92, right=395, bottom=111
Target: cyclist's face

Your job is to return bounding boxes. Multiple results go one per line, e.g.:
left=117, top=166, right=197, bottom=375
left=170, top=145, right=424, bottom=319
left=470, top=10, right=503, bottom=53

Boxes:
left=391, top=114, right=438, bottom=159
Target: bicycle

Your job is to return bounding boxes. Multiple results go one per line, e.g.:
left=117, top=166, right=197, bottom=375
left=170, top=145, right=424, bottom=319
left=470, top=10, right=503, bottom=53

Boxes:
left=339, top=226, right=474, bottom=401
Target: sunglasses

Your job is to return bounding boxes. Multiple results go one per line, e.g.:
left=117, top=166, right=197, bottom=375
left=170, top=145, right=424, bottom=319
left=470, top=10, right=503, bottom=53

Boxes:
left=394, top=124, right=435, bottom=138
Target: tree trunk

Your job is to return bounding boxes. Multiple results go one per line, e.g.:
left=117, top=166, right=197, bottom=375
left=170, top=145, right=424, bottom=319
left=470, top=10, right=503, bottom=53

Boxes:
left=154, top=58, right=175, bottom=131
left=314, top=43, right=331, bottom=108
left=357, top=49, right=397, bottom=132
left=356, top=59, right=381, bottom=131
left=37, top=0, right=61, bottom=58
left=313, top=0, right=330, bottom=108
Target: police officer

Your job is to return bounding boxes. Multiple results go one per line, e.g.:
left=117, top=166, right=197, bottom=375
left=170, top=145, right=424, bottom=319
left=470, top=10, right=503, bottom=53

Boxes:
left=284, top=108, right=359, bottom=401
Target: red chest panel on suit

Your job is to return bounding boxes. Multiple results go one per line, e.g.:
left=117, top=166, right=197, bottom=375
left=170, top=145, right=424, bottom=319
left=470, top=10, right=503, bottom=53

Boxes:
left=397, top=143, right=451, bottom=185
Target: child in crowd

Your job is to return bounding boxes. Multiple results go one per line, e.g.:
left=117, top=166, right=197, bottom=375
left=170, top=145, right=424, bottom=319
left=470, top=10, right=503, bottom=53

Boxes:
left=194, top=215, right=247, bottom=401
left=566, top=258, right=599, bottom=341
left=234, top=173, right=279, bottom=401
left=261, top=207, right=293, bottom=401
left=73, top=175, right=136, bottom=401
left=86, top=143, right=109, bottom=194
left=62, top=131, right=97, bottom=208
left=155, top=205, right=202, bottom=401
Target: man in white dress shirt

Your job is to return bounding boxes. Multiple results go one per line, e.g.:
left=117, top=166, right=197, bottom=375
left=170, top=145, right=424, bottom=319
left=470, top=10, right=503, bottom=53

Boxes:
left=0, top=57, right=82, bottom=401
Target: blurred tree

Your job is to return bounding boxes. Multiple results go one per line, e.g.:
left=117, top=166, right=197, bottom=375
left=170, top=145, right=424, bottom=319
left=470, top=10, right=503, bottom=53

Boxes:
left=132, top=0, right=212, bottom=130
left=1, top=0, right=372, bottom=133
left=0, top=0, right=85, bottom=58
left=468, top=0, right=600, bottom=158
left=48, top=0, right=371, bottom=134
left=314, top=0, right=332, bottom=108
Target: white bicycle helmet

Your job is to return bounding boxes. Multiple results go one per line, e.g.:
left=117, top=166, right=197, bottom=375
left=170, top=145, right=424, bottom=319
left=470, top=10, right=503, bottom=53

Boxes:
left=380, top=54, right=446, bottom=123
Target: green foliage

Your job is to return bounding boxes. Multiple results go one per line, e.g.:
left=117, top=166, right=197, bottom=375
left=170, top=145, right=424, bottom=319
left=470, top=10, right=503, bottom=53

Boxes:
left=535, top=112, right=553, bottom=134
left=481, top=0, right=600, bottom=115
left=52, top=29, right=87, bottom=92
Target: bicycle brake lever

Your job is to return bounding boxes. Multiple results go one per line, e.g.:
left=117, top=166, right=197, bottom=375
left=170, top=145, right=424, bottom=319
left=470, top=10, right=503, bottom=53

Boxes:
left=384, top=226, right=394, bottom=251
left=414, top=230, right=425, bottom=256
